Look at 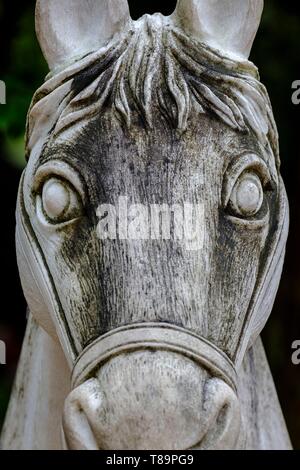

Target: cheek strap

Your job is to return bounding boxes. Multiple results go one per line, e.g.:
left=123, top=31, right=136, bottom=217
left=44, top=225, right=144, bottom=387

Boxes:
left=234, top=179, right=289, bottom=368
left=16, top=176, right=77, bottom=366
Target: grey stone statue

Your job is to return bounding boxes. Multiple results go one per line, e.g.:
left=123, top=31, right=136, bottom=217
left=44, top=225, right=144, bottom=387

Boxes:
left=1, top=0, right=291, bottom=450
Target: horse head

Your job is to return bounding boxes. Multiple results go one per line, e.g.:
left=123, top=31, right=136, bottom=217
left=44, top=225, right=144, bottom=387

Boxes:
left=16, top=0, right=289, bottom=450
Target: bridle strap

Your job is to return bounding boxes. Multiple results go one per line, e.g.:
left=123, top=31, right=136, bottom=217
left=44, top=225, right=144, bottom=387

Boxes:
left=72, top=323, right=237, bottom=392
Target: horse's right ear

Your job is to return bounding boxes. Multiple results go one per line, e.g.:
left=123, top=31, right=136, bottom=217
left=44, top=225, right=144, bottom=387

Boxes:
left=35, top=0, right=132, bottom=72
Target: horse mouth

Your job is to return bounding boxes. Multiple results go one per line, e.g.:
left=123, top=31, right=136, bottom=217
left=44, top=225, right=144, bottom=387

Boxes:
left=62, top=329, right=241, bottom=450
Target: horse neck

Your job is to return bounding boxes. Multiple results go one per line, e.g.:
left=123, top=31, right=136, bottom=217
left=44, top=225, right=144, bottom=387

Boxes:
left=0, top=314, right=70, bottom=450
left=237, top=336, right=291, bottom=449
left=0, top=315, right=292, bottom=450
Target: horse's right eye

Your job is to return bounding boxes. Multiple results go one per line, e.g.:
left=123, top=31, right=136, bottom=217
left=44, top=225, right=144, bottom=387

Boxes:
left=228, top=172, right=264, bottom=218
left=40, top=177, right=83, bottom=224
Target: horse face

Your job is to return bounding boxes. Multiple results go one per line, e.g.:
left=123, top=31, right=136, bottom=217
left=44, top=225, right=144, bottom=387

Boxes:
left=17, top=104, right=286, bottom=449
left=22, top=111, right=275, bottom=354
left=16, top=2, right=288, bottom=450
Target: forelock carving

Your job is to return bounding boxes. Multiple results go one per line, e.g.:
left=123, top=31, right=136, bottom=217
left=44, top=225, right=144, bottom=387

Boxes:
left=26, top=14, right=279, bottom=166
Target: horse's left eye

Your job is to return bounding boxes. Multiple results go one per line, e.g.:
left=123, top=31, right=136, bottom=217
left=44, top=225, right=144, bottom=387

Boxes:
left=228, top=172, right=263, bottom=218
left=41, top=177, right=82, bottom=223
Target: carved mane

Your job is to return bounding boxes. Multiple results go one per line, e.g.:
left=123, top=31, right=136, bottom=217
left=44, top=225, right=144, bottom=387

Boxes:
left=26, top=15, right=279, bottom=168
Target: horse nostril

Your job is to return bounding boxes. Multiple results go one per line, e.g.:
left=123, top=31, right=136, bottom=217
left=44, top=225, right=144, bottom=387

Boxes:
left=217, top=404, right=229, bottom=425
left=62, top=379, right=102, bottom=450
left=196, top=378, right=242, bottom=450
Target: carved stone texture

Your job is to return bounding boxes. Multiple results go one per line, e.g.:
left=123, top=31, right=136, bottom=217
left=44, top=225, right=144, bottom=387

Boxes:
left=1, top=0, right=291, bottom=450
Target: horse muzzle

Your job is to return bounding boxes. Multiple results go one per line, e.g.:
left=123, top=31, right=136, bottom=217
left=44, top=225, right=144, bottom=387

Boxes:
left=62, top=323, right=241, bottom=450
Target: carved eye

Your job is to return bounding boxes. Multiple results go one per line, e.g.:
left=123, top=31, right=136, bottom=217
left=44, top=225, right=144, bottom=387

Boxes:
left=228, top=172, right=263, bottom=218
left=41, top=177, right=82, bottom=223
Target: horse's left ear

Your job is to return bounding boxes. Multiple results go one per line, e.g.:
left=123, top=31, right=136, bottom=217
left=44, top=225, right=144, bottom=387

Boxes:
left=171, top=0, right=264, bottom=60
left=35, top=0, right=132, bottom=71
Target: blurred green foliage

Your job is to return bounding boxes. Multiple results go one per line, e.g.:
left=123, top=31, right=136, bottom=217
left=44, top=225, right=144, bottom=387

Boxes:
left=0, top=3, right=47, bottom=168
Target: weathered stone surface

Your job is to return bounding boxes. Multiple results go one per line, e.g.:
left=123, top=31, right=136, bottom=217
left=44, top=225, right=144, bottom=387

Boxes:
left=0, top=1, right=291, bottom=450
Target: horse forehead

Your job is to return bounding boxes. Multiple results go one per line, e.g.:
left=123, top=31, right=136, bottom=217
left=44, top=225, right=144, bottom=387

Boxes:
left=42, top=116, right=256, bottom=185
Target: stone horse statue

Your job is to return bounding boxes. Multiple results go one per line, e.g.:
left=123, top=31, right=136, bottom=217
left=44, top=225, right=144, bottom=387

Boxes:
left=1, top=0, right=292, bottom=450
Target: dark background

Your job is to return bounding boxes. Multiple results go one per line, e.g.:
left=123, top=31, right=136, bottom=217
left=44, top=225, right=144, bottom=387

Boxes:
left=0, top=0, right=299, bottom=448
